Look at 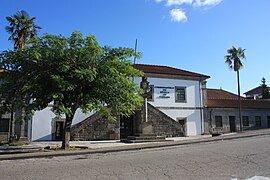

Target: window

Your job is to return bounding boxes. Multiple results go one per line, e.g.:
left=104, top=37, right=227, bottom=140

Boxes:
left=0, top=118, right=9, bottom=132
left=175, top=87, right=186, bottom=102
left=255, top=116, right=261, bottom=127
left=215, top=116, right=223, bottom=128
left=148, top=85, right=154, bottom=101
left=267, top=116, right=270, bottom=128
left=242, top=116, right=249, bottom=127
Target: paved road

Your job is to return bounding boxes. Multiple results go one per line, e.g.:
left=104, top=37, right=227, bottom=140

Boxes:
left=1, top=135, right=270, bottom=180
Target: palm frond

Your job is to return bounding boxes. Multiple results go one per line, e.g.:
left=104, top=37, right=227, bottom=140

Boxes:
left=225, top=46, right=246, bottom=72
left=5, top=10, right=41, bottom=50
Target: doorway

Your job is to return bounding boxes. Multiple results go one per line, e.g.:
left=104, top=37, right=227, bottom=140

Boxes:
left=55, top=121, right=64, bottom=141
left=229, top=116, right=236, bottom=132
left=120, top=116, right=134, bottom=139
left=177, top=118, right=186, bottom=136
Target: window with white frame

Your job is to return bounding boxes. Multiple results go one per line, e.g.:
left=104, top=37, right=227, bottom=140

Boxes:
left=175, top=86, right=186, bottom=102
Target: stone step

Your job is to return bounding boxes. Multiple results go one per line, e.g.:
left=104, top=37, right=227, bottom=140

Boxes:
left=121, top=134, right=167, bottom=143
left=133, top=133, right=158, bottom=137
left=126, top=135, right=166, bottom=140
left=122, top=139, right=168, bottom=143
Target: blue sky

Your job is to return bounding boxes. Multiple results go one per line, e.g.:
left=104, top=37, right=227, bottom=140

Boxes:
left=1, top=0, right=270, bottom=95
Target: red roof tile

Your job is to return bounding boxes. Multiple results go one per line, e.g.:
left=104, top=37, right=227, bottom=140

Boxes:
left=207, top=88, right=270, bottom=109
left=244, top=86, right=264, bottom=95
left=207, top=99, right=270, bottom=109
left=133, top=64, right=210, bottom=79
left=207, top=88, right=243, bottom=99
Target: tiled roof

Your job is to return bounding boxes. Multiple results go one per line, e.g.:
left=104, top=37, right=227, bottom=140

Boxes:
left=244, top=86, right=268, bottom=95
left=207, top=99, right=270, bottom=109
left=207, top=88, right=244, bottom=99
left=207, top=88, right=270, bottom=109
left=133, top=64, right=210, bottom=79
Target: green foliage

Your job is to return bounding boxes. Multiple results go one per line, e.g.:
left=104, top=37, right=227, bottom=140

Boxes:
left=261, top=77, right=270, bottom=99
left=225, top=46, right=246, bottom=72
left=1, top=31, right=143, bottom=120
left=5, top=10, right=41, bottom=50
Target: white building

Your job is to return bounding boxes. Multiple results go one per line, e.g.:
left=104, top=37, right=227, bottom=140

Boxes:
left=133, top=64, right=209, bottom=136
left=29, top=64, right=209, bottom=141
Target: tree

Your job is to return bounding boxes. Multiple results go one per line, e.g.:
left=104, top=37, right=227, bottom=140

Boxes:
left=0, top=49, right=34, bottom=141
left=2, top=10, right=41, bottom=141
left=0, top=32, right=143, bottom=149
left=261, top=77, right=269, bottom=99
left=225, top=46, right=246, bottom=131
left=5, top=10, right=41, bottom=50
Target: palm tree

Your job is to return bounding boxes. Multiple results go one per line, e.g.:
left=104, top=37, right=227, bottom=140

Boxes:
left=5, top=10, right=41, bottom=141
left=5, top=10, right=41, bottom=50
left=225, top=46, right=246, bottom=131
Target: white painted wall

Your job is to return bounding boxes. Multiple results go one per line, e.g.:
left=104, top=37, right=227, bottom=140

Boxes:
left=31, top=107, right=93, bottom=141
left=134, top=77, right=204, bottom=136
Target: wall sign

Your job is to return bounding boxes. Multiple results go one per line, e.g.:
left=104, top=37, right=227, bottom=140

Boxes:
left=154, top=86, right=174, bottom=99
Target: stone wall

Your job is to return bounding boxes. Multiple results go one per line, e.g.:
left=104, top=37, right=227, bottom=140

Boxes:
left=71, top=112, right=120, bottom=141
left=206, top=107, right=270, bottom=134
left=0, top=132, right=8, bottom=142
left=71, top=103, right=185, bottom=140
left=147, top=103, right=184, bottom=137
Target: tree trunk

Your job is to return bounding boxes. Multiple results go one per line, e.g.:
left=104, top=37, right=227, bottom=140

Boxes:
left=237, top=70, right=243, bottom=131
left=19, top=108, right=26, bottom=139
left=9, top=104, right=15, bottom=142
left=61, top=114, right=74, bottom=150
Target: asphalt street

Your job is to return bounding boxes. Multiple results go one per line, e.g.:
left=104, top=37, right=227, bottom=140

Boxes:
left=1, top=135, right=270, bottom=180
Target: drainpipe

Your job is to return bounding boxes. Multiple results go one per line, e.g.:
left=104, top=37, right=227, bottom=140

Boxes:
left=199, top=79, right=203, bottom=134
left=209, top=109, right=213, bottom=134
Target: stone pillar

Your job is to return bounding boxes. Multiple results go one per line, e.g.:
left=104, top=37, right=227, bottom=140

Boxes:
left=134, top=76, right=153, bottom=135
left=19, top=109, right=28, bottom=141
left=202, top=80, right=210, bottom=134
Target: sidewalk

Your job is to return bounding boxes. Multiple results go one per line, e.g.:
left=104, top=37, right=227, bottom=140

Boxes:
left=1, top=129, right=270, bottom=161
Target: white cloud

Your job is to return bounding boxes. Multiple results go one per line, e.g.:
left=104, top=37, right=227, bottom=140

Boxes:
left=155, top=0, right=164, bottom=3
left=153, top=0, right=223, bottom=23
left=166, top=0, right=193, bottom=6
left=170, top=9, right=187, bottom=22
left=154, top=0, right=223, bottom=7
left=194, top=0, right=223, bottom=7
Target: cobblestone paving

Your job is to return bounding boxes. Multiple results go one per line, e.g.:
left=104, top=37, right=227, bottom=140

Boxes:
left=1, top=135, right=270, bottom=180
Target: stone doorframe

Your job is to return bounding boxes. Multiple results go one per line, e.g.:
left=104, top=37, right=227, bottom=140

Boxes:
left=52, top=117, right=65, bottom=141
left=177, top=117, right=187, bottom=136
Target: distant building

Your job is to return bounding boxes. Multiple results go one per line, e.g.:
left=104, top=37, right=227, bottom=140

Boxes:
left=205, top=88, right=270, bottom=134
left=244, top=86, right=270, bottom=99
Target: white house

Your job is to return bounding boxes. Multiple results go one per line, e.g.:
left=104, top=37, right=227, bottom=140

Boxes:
left=133, top=64, right=209, bottom=136
left=29, top=64, right=209, bottom=141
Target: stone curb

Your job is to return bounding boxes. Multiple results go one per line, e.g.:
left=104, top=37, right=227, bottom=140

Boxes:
left=1, top=130, right=270, bottom=161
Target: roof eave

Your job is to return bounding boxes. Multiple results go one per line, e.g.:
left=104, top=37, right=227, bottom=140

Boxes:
left=144, top=72, right=210, bottom=81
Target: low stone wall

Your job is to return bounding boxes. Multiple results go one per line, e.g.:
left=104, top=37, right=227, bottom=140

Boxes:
left=147, top=103, right=184, bottom=137
left=0, top=132, right=8, bottom=142
left=71, top=103, right=184, bottom=140
left=71, top=113, right=120, bottom=141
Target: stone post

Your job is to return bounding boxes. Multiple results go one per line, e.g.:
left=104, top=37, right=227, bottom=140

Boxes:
left=202, top=80, right=210, bottom=134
